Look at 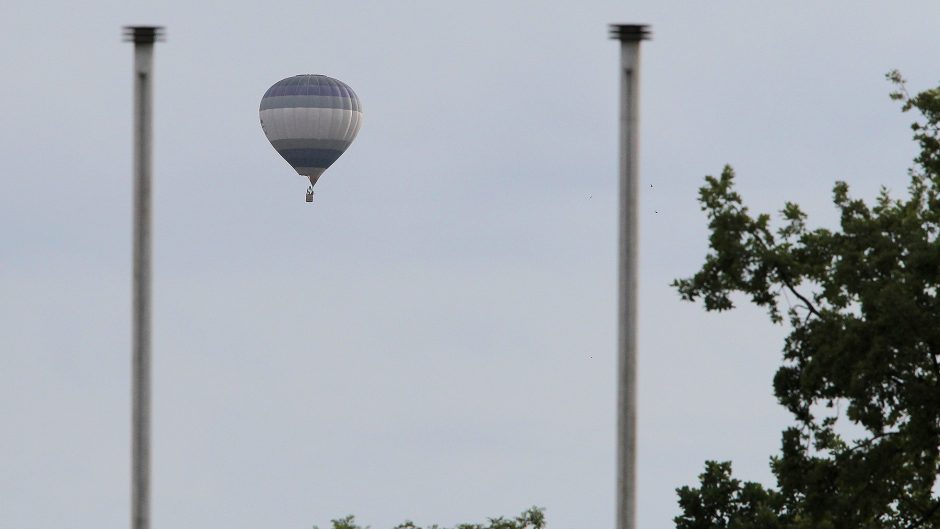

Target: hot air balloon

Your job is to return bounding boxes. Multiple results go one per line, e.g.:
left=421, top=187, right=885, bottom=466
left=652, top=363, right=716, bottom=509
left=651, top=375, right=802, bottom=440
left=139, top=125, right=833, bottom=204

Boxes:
left=259, top=74, right=363, bottom=202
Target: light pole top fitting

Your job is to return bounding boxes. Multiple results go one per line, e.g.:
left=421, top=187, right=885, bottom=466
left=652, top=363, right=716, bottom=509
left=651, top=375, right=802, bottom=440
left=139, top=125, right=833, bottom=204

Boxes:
left=123, top=26, right=165, bottom=44
left=609, top=24, right=651, bottom=42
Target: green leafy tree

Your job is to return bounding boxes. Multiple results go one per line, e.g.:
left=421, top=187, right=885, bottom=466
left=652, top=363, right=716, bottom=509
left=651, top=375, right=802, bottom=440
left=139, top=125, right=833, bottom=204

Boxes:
left=672, top=73, right=940, bottom=528
left=675, top=461, right=784, bottom=529
left=314, top=507, right=545, bottom=529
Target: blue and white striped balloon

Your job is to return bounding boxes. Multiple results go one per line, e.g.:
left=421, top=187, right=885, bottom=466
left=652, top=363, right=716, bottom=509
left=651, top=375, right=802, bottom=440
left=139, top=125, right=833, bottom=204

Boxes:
left=259, top=74, right=363, bottom=188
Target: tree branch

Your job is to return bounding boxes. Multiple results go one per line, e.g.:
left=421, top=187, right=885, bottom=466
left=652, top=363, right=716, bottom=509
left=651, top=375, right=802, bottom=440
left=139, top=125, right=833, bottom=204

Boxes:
left=780, top=274, right=822, bottom=319
left=746, top=221, right=822, bottom=319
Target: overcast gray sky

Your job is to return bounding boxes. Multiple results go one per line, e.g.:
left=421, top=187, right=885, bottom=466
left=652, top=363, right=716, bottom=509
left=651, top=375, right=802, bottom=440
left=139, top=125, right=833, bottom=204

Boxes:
left=3, top=1, right=939, bottom=528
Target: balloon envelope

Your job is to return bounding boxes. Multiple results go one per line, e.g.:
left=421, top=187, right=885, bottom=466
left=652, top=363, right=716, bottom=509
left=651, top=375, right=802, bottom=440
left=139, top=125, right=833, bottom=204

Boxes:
left=259, top=74, right=363, bottom=187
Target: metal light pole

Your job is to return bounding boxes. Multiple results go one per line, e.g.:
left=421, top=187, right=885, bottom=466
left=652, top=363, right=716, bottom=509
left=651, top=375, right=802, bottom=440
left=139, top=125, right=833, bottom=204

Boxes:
left=123, top=25, right=164, bottom=529
left=610, top=23, right=649, bottom=529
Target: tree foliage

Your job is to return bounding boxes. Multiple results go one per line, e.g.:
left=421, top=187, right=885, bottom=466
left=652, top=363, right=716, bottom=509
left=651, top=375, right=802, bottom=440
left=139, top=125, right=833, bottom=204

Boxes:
left=314, top=507, right=546, bottom=529
left=672, top=73, right=940, bottom=528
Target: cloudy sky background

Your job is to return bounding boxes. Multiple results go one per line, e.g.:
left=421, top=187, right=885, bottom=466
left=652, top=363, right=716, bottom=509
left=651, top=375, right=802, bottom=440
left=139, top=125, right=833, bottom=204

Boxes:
left=2, top=1, right=939, bottom=528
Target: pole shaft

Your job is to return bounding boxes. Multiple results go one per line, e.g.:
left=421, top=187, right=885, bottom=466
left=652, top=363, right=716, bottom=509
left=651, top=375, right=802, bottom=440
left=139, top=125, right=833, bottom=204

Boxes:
left=132, top=40, right=154, bottom=529
left=617, top=38, right=641, bottom=529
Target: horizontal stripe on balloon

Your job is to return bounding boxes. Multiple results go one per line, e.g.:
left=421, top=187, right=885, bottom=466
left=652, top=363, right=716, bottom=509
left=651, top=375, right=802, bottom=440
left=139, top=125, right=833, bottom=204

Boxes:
left=263, top=79, right=357, bottom=98
left=275, top=148, right=347, bottom=169
left=259, top=107, right=362, bottom=142
left=270, top=138, right=352, bottom=151
left=259, top=94, right=361, bottom=112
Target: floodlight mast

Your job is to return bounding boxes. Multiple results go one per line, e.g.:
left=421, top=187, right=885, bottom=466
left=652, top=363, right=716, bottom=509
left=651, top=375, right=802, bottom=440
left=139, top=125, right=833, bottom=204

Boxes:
left=123, top=25, right=164, bottom=529
left=609, top=23, right=650, bottom=529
